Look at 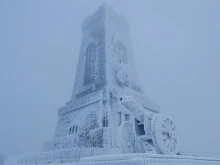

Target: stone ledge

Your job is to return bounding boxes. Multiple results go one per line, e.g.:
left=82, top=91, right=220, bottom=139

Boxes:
left=58, top=90, right=102, bottom=116
left=79, top=153, right=220, bottom=165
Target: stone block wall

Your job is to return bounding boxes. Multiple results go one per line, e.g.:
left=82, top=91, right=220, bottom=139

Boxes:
left=43, top=127, right=112, bottom=151
left=54, top=101, right=101, bottom=139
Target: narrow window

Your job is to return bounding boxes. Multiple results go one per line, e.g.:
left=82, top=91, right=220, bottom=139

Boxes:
left=75, top=126, right=78, bottom=133
left=72, top=126, right=75, bottom=134
left=69, top=127, right=72, bottom=135
left=102, top=116, right=108, bottom=127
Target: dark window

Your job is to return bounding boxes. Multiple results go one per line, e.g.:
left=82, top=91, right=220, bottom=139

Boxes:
left=125, top=114, right=130, bottom=121
left=72, top=126, right=75, bottom=134
left=75, top=126, right=78, bottom=133
left=69, top=127, right=72, bottom=135
left=102, top=116, right=108, bottom=127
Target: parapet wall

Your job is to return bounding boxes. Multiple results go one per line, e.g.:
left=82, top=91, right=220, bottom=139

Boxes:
left=78, top=153, right=220, bottom=165
left=4, top=148, right=113, bottom=165
left=5, top=151, right=220, bottom=165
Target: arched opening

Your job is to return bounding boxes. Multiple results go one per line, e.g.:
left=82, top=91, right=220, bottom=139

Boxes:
left=115, top=43, right=127, bottom=64
left=84, top=44, right=96, bottom=85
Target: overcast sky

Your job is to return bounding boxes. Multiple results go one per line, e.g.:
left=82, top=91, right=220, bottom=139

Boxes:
left=0, top=0, right=220, bottom=158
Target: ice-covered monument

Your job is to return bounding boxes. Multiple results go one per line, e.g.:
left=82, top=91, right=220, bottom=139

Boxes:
left=4, top=2, right=220, bottom=165
left=43, top=1, right=162, bottom=154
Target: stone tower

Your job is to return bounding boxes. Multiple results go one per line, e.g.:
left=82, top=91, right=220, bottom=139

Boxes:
left=43, top=2, right=159, bottom=152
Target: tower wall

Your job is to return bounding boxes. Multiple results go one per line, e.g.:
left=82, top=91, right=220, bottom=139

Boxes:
left=71, top=5, right=107, bottom=101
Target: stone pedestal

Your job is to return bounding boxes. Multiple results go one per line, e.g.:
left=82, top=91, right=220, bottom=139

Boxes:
left=78, top=153, right=220, bottom=165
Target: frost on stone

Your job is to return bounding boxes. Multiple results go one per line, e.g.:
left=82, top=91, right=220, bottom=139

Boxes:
left=6, top=2, right=220, bottom=165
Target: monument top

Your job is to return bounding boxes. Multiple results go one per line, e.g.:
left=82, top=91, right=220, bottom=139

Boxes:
left=81, top=1, right=130, bottom=32
left=69, top=2, right=160, bottom=115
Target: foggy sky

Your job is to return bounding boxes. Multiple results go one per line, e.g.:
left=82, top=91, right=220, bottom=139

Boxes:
left=0, top=0, right=220, bottom=157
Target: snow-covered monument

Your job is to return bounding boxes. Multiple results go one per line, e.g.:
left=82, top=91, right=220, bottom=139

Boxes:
left=43, top=1, right=161, bottom=154
left=4, top=2, right=220, bottom=165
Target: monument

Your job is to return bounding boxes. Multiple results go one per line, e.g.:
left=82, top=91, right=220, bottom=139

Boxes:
left=4, top=2, right=220, bottom=165
left=43, top=1, right=161, bottom=154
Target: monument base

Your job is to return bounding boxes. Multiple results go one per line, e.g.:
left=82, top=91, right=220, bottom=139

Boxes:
left=78, top=153, right=220, bottom=165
